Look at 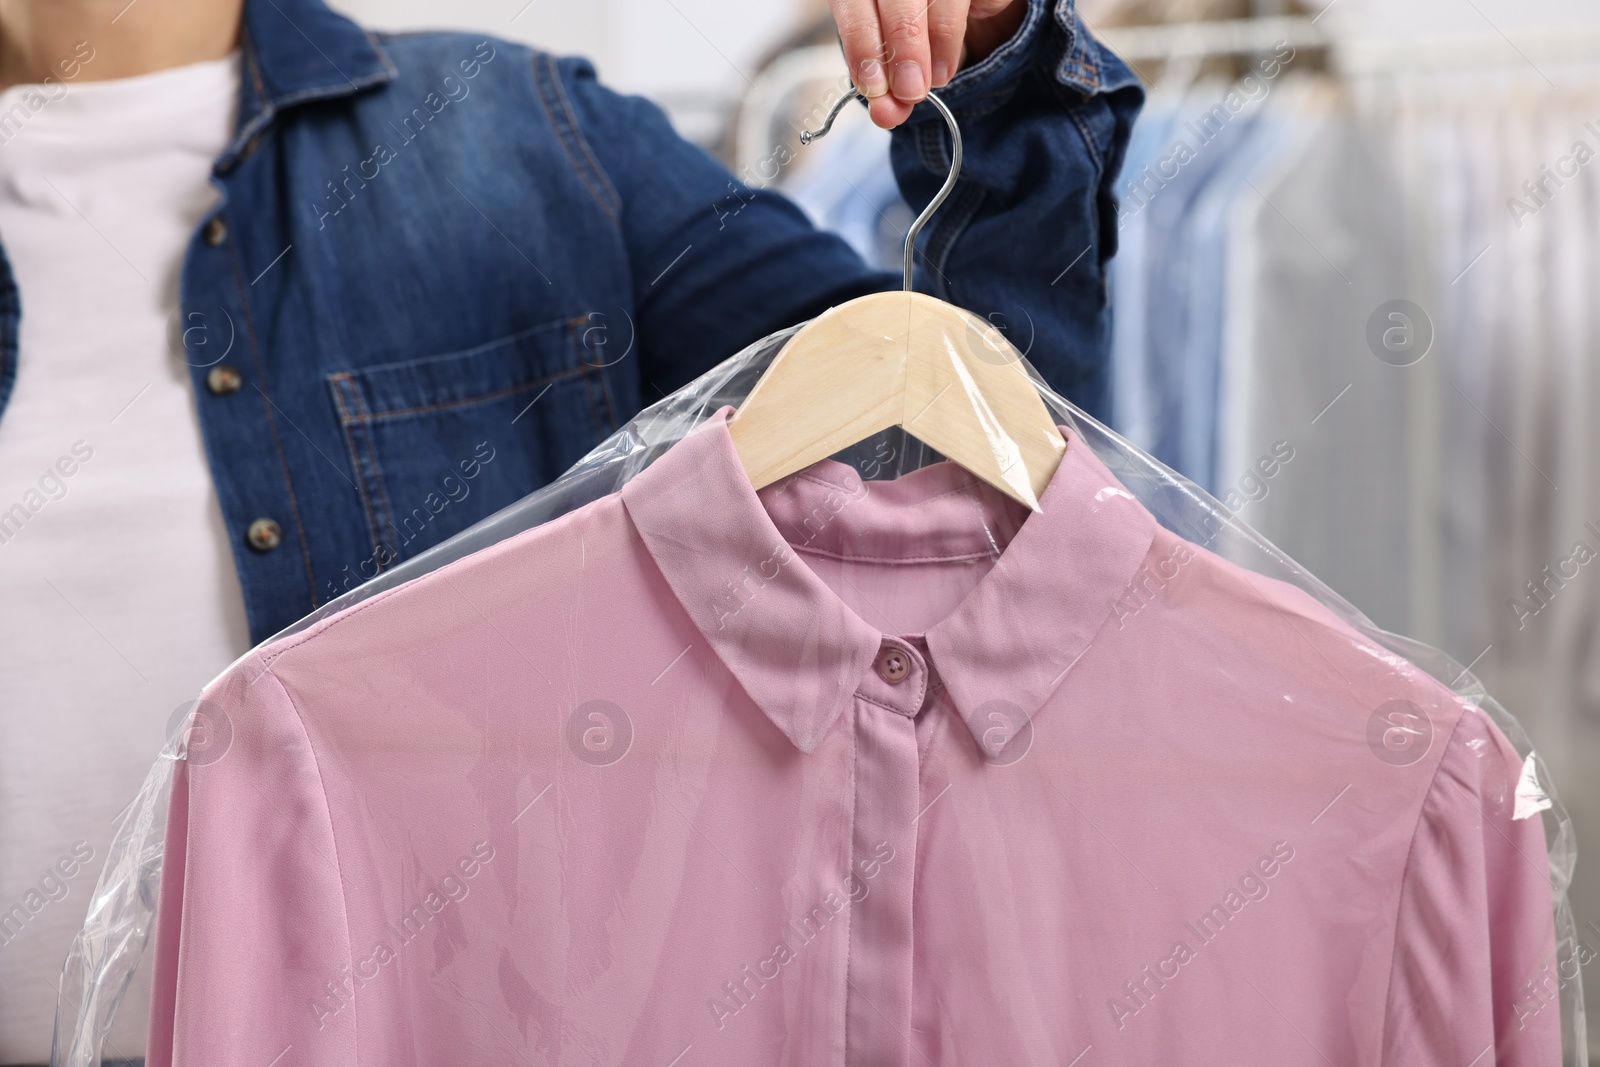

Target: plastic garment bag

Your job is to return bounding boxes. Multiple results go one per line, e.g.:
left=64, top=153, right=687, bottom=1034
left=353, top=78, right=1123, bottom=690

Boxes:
left=53, top=322, right=1582, bottom=1066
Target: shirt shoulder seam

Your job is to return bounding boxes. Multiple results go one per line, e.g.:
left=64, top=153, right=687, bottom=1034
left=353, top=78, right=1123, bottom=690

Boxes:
left=1374, top=705, right=1476, bottom=1061
left=257, top=575, right=417, bottom=665
left=254, top=659, right=360, bottom=1058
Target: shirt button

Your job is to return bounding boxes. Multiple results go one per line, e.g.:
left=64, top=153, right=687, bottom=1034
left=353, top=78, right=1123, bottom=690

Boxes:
left=246, top=517, right=282, bottom=552
left=203, top=217, right=227, bottom=246
left=206, top=364, right=242, bottom=395
left=875, top=646, right=911, bottom=684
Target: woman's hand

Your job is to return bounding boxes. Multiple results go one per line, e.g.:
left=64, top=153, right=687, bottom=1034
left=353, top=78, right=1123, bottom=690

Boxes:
left=828, top=0, right=1027, bottom=128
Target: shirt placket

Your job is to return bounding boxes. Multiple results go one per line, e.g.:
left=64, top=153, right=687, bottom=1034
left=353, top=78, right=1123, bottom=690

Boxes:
left=844, top=636, right=929, bottom=1067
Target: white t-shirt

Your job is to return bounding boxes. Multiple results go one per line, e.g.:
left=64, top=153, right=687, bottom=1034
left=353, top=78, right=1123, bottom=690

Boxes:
left=0, top=53, right=248, bottom=1063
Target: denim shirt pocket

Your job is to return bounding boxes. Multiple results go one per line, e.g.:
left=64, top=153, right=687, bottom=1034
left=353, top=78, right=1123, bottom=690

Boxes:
left=326, top=316, right=616, bottom=568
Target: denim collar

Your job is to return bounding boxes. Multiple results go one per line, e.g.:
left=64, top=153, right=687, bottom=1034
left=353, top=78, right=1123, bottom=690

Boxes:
left=220, top=0, right=396, bottom=171
left=620, top=408, right=1157, bottom=755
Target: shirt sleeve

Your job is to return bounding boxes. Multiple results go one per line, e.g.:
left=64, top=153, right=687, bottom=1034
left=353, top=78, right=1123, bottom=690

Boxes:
left=1382, top=705, right=1562, bottom=1065
left=547, top=0, right=1142, bottom=420
left=146, top=651, right=355, bottom=1067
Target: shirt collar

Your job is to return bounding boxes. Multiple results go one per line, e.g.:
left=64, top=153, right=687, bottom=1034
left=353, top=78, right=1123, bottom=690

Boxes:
left=221, top=0, right=396, bottom=172
left=620, top=408, right=1157, bottom=755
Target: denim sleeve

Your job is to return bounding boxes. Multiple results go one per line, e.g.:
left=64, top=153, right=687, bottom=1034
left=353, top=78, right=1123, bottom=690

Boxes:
left=552, top=0, right=1141, bottom=417
left=891, top=0, right=1144, bottom=419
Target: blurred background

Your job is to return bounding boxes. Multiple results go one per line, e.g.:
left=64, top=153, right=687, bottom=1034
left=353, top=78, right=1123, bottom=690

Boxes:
left=287, top=0, right=1600, bottom=1056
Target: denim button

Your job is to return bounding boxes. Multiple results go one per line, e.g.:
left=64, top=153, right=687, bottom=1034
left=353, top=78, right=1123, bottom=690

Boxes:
left=203, top=217, right=227, bottom=246
left=206, top=364, right=242, bottom=395
left=246, top=518, right=282, bottom=552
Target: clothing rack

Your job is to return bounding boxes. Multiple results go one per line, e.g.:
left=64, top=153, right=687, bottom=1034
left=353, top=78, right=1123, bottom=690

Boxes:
left=1336, top=26, right=1600, bottom=76
left=1096, top=15, right=1600, bottom=75
left=1093, top=15, right=1328, bottom=63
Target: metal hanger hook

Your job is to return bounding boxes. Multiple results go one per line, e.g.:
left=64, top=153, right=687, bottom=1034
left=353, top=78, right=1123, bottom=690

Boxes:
left=799, top=89, right=963, bottom=292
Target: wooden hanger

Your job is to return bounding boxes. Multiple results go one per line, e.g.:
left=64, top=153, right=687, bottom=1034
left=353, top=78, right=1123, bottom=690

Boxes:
left=728, top=90, right=1066, bottom=511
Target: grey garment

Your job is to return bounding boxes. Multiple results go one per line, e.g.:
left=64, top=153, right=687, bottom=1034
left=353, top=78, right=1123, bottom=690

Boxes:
left=1108, top=100, right=1182, bottom=450
left=1138, top=86, right=1259, bottom=489
left=1449, top=90, right=1600, bottom=1058
left=1216, top=88, right=1418, bottom=639
left=1232, top=83, right=1600, bottom=1059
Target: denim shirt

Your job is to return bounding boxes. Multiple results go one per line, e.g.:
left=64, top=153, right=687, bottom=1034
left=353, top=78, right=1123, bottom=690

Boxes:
left=0, top=0, right=1140, bottom=644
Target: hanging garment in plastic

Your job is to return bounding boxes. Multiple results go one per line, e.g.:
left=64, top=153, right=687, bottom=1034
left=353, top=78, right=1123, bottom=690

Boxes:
left=54, top=323, right=1582, bottom=1066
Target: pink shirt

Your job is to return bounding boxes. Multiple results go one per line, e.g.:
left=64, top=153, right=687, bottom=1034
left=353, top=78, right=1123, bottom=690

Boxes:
left=149, top=409, right=1558, bottom=1066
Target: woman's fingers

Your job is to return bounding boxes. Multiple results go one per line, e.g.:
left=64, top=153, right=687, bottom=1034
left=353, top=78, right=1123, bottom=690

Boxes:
left=924, top=0, right=968, bottom=88
left=832, top=0, right=891, bottom=99
left=873, top=0, right=932, bottom=102
left=832, top=0, right=970, bottom=127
